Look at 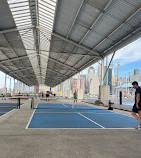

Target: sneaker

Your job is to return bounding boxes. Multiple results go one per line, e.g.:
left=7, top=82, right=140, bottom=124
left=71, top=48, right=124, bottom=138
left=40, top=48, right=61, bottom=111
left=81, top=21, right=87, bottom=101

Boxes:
left=135, top=126, right=141, bottom=130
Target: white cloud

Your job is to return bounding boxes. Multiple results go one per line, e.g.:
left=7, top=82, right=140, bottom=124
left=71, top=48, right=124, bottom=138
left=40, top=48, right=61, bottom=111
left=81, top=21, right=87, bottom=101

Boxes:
left=112, top=38, right=141, bottom=66
left=82, top=37, right=141, bottom=75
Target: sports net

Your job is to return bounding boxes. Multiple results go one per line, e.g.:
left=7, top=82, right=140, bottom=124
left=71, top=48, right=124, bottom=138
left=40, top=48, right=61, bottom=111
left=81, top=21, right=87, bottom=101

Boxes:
left=32, top=97, right=105, bottom=111
left=0, top=97, right=28, bottom=109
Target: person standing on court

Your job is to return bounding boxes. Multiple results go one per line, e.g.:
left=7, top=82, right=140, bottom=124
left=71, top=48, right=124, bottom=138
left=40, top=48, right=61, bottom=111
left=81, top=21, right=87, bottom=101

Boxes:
left=73, top=90, right=77, bottom=103
left=131, top=81, right=141, bottom=129
left=42, top=92, right=44, bottom=98
left=46, top=91, right=49, bottom=102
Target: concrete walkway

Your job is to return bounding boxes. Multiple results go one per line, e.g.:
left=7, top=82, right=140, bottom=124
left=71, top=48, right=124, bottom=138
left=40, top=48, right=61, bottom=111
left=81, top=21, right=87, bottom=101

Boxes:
left=0, top=99, right=141, bottom=158
left=83, top=98, right=133, bottom=111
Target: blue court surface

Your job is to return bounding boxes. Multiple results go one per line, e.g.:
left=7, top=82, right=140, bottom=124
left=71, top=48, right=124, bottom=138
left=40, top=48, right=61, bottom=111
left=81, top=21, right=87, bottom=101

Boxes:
left=27, top=103, right=138, bottom=129
left=0, top=103, right=19, bottom=117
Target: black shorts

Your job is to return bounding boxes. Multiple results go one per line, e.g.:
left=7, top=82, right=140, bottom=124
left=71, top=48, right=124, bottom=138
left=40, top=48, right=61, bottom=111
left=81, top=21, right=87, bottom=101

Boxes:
left=132, top=104, right=141, bottom=113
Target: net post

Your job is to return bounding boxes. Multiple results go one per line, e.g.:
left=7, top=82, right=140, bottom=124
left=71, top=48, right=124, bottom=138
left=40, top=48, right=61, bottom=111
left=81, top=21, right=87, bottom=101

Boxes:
left=17, top=97, right=20, bottom=109
left=119, top=91, right=122, bottom=105
left=31, top=98, right=34, bottom=109
left=31, top=98, right=32, bottom=109
left=108, top=100, right=113, bottom=110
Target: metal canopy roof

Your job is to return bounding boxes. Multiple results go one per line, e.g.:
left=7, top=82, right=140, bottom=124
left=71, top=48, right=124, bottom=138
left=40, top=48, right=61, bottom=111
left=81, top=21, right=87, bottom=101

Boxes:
left=0, top=0, right=141, bottom=87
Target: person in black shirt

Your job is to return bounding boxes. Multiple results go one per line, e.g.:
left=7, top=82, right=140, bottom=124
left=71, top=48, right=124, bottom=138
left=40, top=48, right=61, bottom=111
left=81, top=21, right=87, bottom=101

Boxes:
left=42, top=92, right=44, bottom=98
left=131, top=81, right=141, bottom=128
left=46, top=91, right=49, bottom=102
left=73, top=90, right=77, bottom=103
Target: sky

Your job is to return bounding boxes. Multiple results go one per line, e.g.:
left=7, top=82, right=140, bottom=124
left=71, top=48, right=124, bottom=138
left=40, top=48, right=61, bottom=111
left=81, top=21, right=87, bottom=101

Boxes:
left=0, top=37, right=141, bottom=88
left=0, top=71, right=6, bottom=88
left=0, top=71, right=14, bottom=89
left=82, top=37, right=141, bottom=78
left=112, top=37, right=141, bottom=77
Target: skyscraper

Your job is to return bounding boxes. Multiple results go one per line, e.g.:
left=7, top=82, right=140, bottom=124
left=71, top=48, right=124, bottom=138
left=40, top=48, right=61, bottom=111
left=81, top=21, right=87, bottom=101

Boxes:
left=72, top=73, right=81, bottom=93
left=129, top=71, right=133, bottom=82
left=130, top=68, right=141, bottom=82
left=98, top=63, right=101, bottom=81
left=111, top=63, right=115, bottom=77
left=129, top=71, right=133, bottom=77
left=117, top=62, right=120, bottom=82
left=104, top=66, right=112, bottom=94
left=80, top=75, right=86, bottom=90
left=134, top=68, right=140, bottom=75
left=88, top=67, right=95, bottom=83
left=72, top=79, right=78, bottom=93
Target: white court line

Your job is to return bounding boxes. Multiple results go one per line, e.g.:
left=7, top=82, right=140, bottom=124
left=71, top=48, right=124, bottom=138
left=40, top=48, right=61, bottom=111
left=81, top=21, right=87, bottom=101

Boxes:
left=78, top=102, right=135, bottom=118
left=34, top=112, right=118, bottom=114
left=25, top=108, right=36, bottom=129
left=63, top=104, right=68, bottom=107
left=26, top=103, right=135, bottom=130
left=26, top=103, right=67, bottom=129
left=27, top=128, right=135, bottom=130
left=0, top=109, right=16, bottom=118
left=35, top=112, right=81, bottom=113
left=77, top=112, right=105, bottom=129
left=25, top=100, right=39, bottom=129
left=63, top=102, right=136, bottom=121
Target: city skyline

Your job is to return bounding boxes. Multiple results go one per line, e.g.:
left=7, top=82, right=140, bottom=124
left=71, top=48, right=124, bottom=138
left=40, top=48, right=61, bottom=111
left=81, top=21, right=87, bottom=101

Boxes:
left=82, top=38, right=141, bottom=78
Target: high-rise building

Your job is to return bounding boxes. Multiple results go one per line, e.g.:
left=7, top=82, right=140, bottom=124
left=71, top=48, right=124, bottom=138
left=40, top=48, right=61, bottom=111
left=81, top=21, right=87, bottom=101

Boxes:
left=111, top=63, right=115, bottom=77
left=134, top=68, right=140, bottom=75
left=112, top=75, right=117, bottom=85
left=88, top=67, right=95, bottom=81
left=104, top=66, right=112, bottom=94
left=128, top=68, right=141, bottom=82
left=98, top=63, right=101, bottom=82
left=80, top=75, right=86, bottom=90
left=117, top=62, right=120, bottom=82
left=108, top=68, right=112, bottom=93
left=130, top=74, right=141, bottom=82
left=72, top=79, right=78, bottom=93
left=112, top=75, right=117, bottom=95
left=129, top=71, right=133, bottom=82
left=129, top=71, right=133, bottom=77
left=119, top=77, right=127, bottom=85
left=71, top=73, right=81, bottom=93
left=39, top=84, right=50, bottom=93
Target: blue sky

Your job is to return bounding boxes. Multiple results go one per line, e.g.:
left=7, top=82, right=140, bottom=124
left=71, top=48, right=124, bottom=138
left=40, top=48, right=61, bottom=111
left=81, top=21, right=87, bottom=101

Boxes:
left=114, top=60, right=141, bottom=78
left=0, top=71, right=14, bottom=89
left=82, top=37, right=141, bottom=78
left=112, top=37, right=141, bottom=77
